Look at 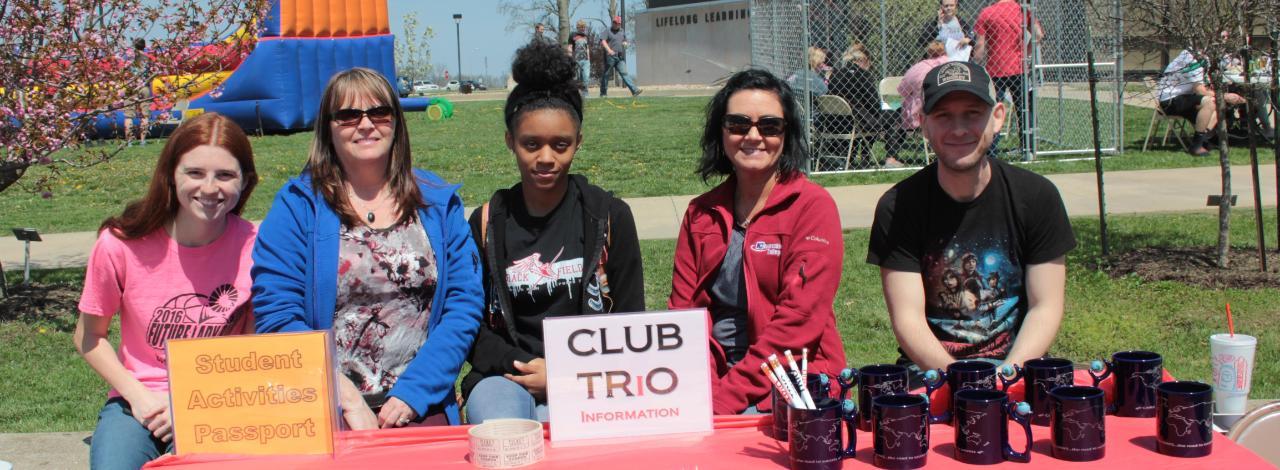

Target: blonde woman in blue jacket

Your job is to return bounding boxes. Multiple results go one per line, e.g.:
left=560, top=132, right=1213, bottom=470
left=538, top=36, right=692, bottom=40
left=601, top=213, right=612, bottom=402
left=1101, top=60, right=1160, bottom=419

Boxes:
left=252, top=68, right=483, bottom=429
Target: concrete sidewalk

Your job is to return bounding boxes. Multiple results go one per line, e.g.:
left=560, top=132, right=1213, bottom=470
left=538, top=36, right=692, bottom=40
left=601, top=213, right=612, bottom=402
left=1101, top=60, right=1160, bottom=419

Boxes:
left=3, top=164, right=1276, bottom=272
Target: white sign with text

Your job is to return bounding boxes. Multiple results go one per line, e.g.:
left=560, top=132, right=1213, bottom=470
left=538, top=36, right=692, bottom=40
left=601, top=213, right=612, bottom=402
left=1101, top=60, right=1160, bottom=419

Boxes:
left=543, top=309, right=712, bottom=443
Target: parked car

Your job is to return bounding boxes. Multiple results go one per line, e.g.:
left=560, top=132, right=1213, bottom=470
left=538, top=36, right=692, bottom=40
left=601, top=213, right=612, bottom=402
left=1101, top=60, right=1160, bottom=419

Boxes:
left=461, top=80, right=486, bottom=91
left=444, top=80, right=460, bottom=91
left=413, top=82, right=440, bottom=94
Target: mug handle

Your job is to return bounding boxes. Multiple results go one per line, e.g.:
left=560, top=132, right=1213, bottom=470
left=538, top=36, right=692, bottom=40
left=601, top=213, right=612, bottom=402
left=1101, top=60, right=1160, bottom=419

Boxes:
left=920, top=393, right=949, bottom=424
left=838, top=367, right=859, bottom=402
left=1003, top=401, right=1033, bottom=463
left=1087, top=360, right=1112, bottom=386
left=923, top=369, right=950, bottom=423
left=999, top=364, right=1023, bottom=392
left=1088, top=360, right=1117, bottom=414
left=841, top=399, right=859, bottom=459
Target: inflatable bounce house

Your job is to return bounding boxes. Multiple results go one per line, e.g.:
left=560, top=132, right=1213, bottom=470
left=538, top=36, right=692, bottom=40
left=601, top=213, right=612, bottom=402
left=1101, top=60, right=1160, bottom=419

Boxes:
left=98, top=0, right=448, bottom=136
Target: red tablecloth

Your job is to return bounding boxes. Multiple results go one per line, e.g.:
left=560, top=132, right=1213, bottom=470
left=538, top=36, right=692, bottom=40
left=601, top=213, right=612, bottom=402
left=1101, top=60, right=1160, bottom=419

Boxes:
left=146, top=414, right=1272, bottom=469
left=147, top=370, right=1274, bottom=469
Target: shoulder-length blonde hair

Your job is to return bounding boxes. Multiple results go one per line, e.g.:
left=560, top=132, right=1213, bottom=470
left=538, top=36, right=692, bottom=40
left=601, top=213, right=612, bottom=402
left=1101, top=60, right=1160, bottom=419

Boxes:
left=308, top=67, right=424, bottom=227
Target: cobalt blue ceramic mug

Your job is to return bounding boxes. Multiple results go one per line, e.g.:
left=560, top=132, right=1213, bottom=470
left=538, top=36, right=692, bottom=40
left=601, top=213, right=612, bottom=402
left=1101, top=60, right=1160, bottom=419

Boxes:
left=1048, top=385, right=1106, bottom=461
left=773, top=373, right=832, bottom=441
left=1023, top=356, right=1075, bottom=426
left=855, top=364, right=910, bottom=432
left=933, top=360, right=1021, bottom=422
left=1155, top=381, right=1213, bottom=458
left=871, top=394, right=945, bottom=469
left=772, top=388, right=790, bottom=441
left=953, top=389, right=1033, bottom=464
left=1088, top=350, right=1163, bottom=417
left=788, top=398, right=858, bottom=470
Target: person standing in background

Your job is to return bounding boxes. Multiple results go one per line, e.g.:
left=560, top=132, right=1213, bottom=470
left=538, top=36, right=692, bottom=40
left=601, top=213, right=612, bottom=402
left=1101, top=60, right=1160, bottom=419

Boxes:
left=599, top=15, right=642, bottom=98
left=568, top=20, right=592, bottom=97
left=918, top=0, right=974, bottom=61
left=973, top=0, right=1043, bottom=154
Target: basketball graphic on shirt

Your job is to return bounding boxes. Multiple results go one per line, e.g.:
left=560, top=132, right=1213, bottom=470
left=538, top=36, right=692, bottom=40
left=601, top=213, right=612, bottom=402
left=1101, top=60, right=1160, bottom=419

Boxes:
left=145, top=284, right=245, bottom=361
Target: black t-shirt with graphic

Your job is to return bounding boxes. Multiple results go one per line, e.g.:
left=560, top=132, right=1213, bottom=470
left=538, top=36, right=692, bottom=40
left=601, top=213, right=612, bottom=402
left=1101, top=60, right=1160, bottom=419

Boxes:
left=867, top=159, right=1076, bottom=361
left=502, top=183, right=586, bottom=357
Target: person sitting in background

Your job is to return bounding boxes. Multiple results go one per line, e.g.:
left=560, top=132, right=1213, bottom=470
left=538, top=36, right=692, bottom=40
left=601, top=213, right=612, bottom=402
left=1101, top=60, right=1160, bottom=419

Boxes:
left=825, top=43, right=906, bottom=167
left=899, top=41, right=953, bottom=146
left=1157, top=49, right=1245, bottom=156
left=787, top=46, right=829, bottom=97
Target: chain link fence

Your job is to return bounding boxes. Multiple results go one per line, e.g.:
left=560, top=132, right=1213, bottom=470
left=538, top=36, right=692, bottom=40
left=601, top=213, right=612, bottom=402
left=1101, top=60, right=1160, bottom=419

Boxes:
left=749, top=0, right=1124, bottom=173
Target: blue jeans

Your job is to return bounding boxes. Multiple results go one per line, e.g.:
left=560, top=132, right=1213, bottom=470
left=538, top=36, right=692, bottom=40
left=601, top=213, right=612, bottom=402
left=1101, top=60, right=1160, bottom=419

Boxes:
left=90, top=397, right=173, bottom=470
left=577, top=59, right=591, bottom=94
left=600, top=55, right=639, bottom=96
left=465, top=376, right=549, bottom=424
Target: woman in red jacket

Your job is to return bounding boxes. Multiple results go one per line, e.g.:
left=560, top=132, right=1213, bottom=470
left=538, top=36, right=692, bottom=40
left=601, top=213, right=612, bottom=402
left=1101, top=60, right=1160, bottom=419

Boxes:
left=669, top=69, right=848, bottom=415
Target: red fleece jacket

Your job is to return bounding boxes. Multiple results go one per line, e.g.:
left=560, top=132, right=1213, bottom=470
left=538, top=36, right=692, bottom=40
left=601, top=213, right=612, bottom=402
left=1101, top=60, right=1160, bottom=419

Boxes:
left=669, top=174, right=848, bottom=414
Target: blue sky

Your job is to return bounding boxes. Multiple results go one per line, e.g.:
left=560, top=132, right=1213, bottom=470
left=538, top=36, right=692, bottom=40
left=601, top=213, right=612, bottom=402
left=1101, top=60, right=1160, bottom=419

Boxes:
left=387, top=1, right=630, bottom=82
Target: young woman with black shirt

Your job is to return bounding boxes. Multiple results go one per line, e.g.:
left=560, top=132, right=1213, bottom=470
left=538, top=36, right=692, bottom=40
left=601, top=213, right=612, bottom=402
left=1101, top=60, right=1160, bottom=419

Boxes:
left=461, top=41, right=644, bottom=423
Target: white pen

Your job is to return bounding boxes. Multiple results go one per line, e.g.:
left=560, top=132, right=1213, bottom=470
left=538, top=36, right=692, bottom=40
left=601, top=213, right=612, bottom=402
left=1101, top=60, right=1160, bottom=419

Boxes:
left=785, top=350, right=817, bottom=409
left=801, top=347, right=809, bottom=378
left=761, top=362, right=796, bottom=407
left=769, top=354, right=806, bottom=409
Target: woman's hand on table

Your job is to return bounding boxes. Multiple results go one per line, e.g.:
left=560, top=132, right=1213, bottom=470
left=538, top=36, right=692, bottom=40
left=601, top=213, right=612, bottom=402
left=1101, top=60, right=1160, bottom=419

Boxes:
left=377, top=397, right=419, bottom=429
left=505, top=358, right=548, bottom=400
left=337, top=375, right=379, bottom=430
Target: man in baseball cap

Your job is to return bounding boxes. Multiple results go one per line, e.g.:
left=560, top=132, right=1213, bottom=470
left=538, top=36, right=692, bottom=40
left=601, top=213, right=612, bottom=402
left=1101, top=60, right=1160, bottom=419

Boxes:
left=866, top=60, right=1075, bottom=387
left=599, top=14, right=642, bottom=97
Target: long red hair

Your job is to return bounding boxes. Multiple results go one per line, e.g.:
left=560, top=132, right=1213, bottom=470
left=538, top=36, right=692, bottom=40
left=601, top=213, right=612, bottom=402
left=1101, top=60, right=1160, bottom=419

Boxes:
left=99, top=112, right=259, bottom=239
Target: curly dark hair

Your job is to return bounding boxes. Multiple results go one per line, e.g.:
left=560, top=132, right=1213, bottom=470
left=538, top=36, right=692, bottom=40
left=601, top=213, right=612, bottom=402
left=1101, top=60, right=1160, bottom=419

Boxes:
left=697, top=68, right=808, bottom=182
left=504, top=41, right=584, bottom=132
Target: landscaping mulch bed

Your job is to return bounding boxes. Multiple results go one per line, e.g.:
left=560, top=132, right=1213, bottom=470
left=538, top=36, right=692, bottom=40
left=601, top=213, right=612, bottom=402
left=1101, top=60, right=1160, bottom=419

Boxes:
left=0, top=281, right=81, bottom=331
left=1098, top=246, right=1280, bottom=289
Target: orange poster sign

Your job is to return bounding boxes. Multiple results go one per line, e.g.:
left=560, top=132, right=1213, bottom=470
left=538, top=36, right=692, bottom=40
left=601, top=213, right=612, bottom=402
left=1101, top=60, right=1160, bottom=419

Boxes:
left=167, top=331, right=337, bottom=456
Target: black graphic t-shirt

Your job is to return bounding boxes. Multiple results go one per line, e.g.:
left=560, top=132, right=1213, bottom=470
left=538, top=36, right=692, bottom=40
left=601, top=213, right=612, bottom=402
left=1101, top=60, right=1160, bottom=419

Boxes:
left=867, top=160, right=1075, bottom=361
left=502, top=183, right=586, bottom=356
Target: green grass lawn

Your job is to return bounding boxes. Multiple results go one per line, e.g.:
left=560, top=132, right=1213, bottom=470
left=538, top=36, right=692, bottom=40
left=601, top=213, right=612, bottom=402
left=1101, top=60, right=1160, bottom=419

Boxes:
left=0, top=95, right=1275, bottom=234
left=2, top=209, right=1275, bottom=432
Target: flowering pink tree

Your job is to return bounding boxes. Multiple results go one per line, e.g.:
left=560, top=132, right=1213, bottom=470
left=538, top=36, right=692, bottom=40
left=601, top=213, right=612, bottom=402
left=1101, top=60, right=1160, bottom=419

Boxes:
left=0, top=0, right=271, bottom=194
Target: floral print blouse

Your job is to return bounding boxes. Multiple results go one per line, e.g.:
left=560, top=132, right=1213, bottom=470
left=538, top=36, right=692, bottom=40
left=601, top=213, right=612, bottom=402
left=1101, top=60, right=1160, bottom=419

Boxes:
left=335, top=221, right=438, bottom=408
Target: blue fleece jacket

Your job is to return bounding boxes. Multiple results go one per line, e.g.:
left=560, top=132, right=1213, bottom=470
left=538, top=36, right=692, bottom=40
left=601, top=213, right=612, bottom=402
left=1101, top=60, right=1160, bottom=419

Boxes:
left=251, top=168, right=483, bottom=424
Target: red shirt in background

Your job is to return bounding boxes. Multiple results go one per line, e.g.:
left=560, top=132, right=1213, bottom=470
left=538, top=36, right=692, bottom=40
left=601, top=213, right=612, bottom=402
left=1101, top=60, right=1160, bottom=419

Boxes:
left=975, top=0, right=1035, bottom=78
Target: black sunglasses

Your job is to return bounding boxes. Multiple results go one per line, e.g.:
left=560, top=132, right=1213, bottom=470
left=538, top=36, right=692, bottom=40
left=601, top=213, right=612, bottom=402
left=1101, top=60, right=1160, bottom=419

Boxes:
left=723, top=114, right=787, bottom=136
left=332, top=105, right=395, bottom=126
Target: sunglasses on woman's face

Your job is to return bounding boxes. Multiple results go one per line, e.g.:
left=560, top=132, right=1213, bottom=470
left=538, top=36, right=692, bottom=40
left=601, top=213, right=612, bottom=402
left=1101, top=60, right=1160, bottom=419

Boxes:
left=723, top=114, right=787, bottom=136
left=332, top=105, right=395, bottom=126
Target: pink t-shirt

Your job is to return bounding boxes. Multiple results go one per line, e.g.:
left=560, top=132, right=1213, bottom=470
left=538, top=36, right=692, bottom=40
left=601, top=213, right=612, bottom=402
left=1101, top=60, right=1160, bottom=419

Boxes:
left=975, top=1, right=1031, bottom=78
left=78, top=215, right=256, bottom=397
left=899, top=56, right=953, bottom=130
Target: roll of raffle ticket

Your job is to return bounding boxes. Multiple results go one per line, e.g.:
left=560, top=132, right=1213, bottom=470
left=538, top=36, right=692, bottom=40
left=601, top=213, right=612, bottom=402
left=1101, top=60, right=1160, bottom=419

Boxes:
left=467, top=419, right=545, bottom=468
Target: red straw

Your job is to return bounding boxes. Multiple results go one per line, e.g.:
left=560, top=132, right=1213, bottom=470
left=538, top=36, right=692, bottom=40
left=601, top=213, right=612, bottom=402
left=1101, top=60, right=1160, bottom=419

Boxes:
left=1226, top=302, right=1236, bottom=337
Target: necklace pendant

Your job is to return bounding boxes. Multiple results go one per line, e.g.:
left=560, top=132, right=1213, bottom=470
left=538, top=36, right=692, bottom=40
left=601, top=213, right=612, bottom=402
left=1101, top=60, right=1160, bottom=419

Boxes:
left=366, top=211, right=375, bottom=223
